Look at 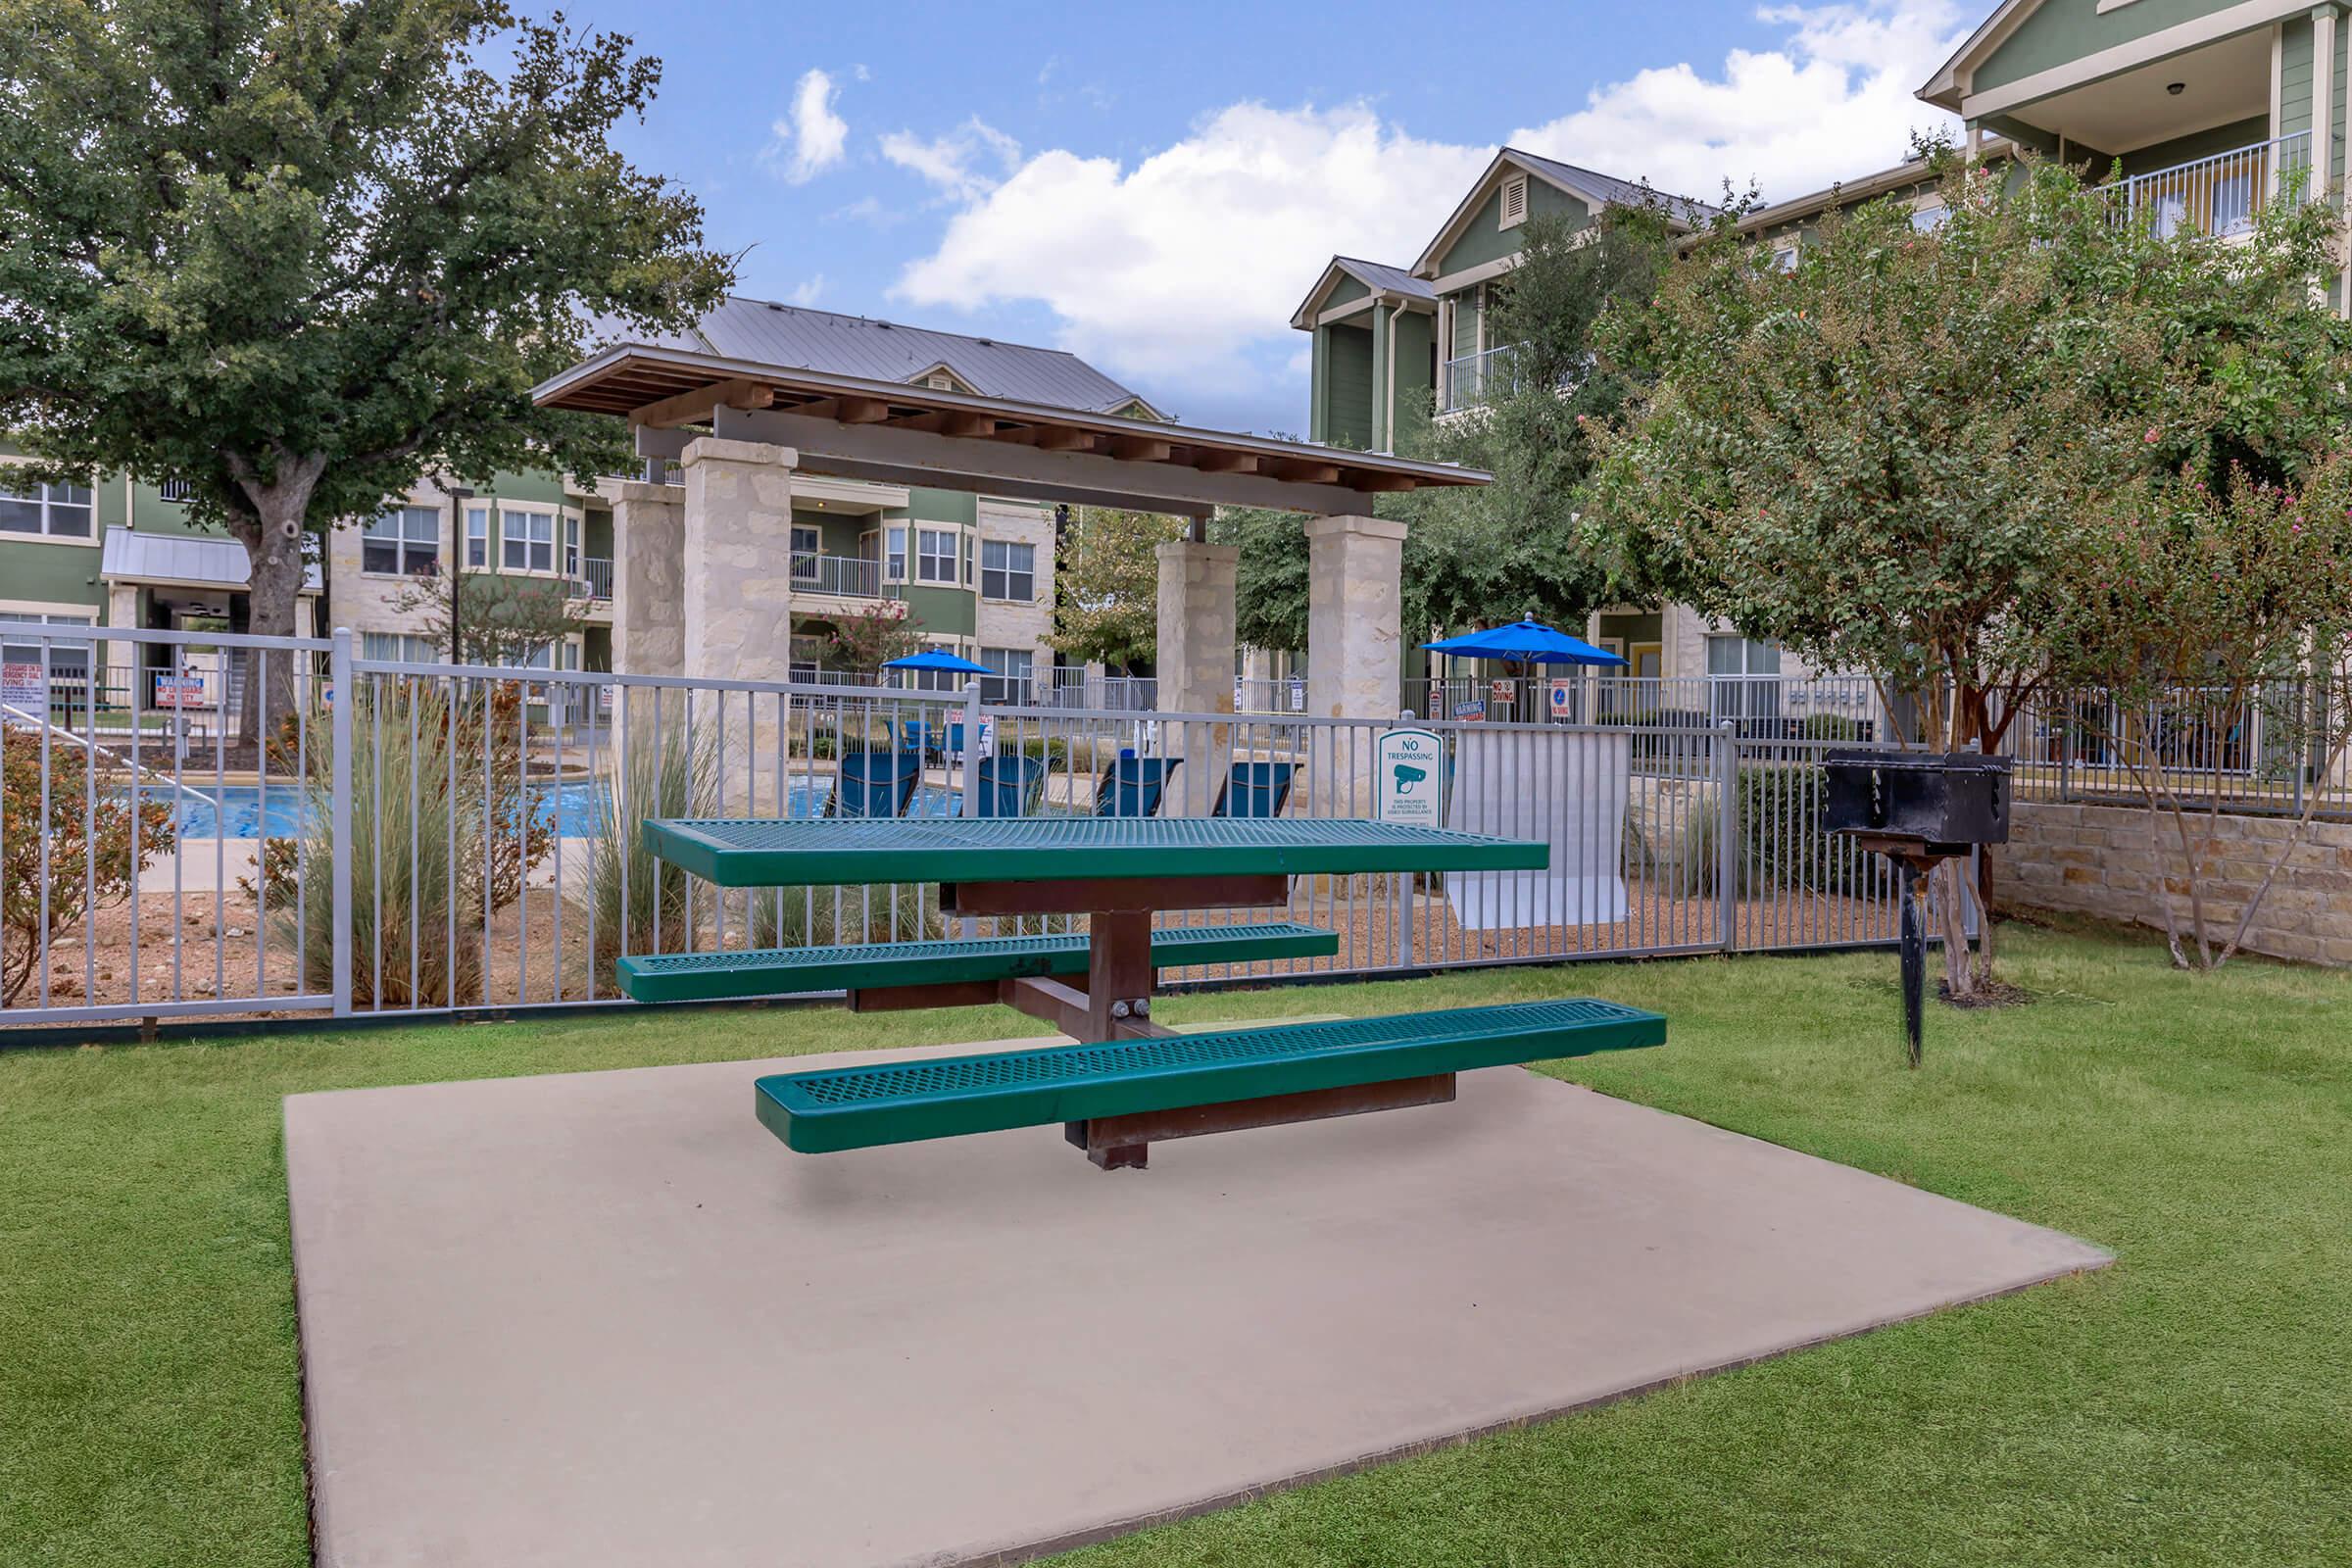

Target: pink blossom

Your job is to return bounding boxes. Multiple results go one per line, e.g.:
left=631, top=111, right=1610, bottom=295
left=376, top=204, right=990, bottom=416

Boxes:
left=2144, top=428, right=2160, bottom=443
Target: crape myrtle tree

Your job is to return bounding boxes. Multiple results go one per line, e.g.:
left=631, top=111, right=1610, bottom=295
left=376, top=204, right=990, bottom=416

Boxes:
left=2047, top=460, right=2352, bottom=970
left=1582, top=141, right=2352, bottom=996
left=0, top=0, right=732, bottom=738
left=388, top=566, right=592, bottom=669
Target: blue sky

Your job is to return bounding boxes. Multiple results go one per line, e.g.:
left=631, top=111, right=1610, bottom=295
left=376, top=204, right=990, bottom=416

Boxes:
left=564, top=0, right=1966, bottom=434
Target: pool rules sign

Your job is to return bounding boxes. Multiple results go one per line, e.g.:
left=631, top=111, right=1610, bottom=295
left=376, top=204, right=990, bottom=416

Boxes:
left=1374, top=728, right=1445, bottom=825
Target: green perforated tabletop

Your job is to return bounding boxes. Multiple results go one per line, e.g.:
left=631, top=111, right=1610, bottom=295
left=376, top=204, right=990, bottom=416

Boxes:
left=641, top=815, right=1547, bottom=889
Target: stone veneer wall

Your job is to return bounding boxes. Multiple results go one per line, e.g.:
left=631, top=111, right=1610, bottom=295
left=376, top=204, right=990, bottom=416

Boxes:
left=1997, top=799, right=2352, bottom=967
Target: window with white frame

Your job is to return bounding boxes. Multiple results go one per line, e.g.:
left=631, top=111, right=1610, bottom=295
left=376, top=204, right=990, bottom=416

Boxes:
left=362, top=506, right=441, bottom=575
left=466, top=505, right=490, bottom=567
left=885, top=525, right=907, bottom=581
left=980, top=540, right=1035, bottom=602
left=790, top=523, right=821, bottom=581
left=0, top=477, right=93, bottom=539
left=361, top=631, right=440, bottom=663
left=564, top=515, right=581, bottom=578
left=978, top=645, right=1033, bottom=704
left=1909, top=201, right=1948, bottom=233
left=962, top=532, right=974, bottom=587
left=501, top=507, right=555, bottom=572
left=1770, top=244, right=1799, bottom=272
left=0, top=611, right=95, bottom=685
left=916, top=527, right=957, bottom=584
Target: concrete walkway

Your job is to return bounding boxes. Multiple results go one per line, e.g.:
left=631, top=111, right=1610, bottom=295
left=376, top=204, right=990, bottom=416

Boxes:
left=286, top=1031, right=2109, bottom=1568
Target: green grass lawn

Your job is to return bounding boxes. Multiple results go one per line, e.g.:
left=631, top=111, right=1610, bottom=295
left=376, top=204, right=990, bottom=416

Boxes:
left=4, top=921, right=2347, bottom=1566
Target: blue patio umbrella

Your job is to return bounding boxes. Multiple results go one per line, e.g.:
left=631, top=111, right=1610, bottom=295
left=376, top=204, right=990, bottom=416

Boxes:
left=882, top=650, right=995, bottom=675
left=1422, top=617, right=1628, bottom=666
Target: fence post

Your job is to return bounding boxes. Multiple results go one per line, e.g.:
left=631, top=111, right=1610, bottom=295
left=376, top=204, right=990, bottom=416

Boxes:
left=1393, top=709, right=1413, bottom=971
left=957, top=680, right=982, bottom=939
left=1716, top=719, right=1739, bottom=953
left=328, top=626, right=354, bottom=1016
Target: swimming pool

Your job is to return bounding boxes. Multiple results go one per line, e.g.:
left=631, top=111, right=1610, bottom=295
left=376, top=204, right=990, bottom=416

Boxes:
left=140, top=780, right=963, bottom=838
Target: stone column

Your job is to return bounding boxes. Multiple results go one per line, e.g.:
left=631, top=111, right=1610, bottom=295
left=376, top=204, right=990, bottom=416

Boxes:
left=678, top=437, right=799, bottom=813
left=1154, top=540, right=1239, bottom=813
left=679, top=436, right=798, bottom=683
left=105, top=582, right=141, bottom=704
left=1304, top=514, right=1405, bottom=720
left=608, top=478, right=687, bottom=678
left=1304, top=514, right=1406, bottom=818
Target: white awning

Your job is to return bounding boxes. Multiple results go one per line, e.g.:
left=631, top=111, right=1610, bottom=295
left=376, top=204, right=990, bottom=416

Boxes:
left=100, top=526, right=321, bottom=592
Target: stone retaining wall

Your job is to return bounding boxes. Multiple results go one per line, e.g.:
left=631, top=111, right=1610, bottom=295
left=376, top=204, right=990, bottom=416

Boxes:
left=1998, top=800, right=2352, bottom=966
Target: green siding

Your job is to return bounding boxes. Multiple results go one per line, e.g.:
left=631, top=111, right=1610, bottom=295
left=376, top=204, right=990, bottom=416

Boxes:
left=2116, top=115, right=2272, bottom=177
left=902, top=585, right=975, bottom=637
left=1323, top=275, right=1369, bottom=309
left=1446, top=288, right=1481, bottom=358
left=1433, top=175, right=1587, bottom=278
left=0, top=538, right=106, bottom=612
left=1308, top=324, right=1330, bottom=443
left=2283, top=17, right=2314, bottom=144
left=1975, top=0, right=2245, bottom=95
left=908, top=487, right=977, bottom=526
left=1319, top=322, right=1376, bottom=450
left=1392, top=308, right=1434, bottom=436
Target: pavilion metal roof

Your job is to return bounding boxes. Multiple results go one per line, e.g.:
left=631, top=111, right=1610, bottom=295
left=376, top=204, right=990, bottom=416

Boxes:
left=615, top=297, right=1158, bottom=416
left=533, top=342, right=1489, bottom=515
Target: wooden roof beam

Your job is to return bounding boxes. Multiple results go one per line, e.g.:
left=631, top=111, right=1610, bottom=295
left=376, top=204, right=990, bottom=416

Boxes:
left=1268, top=456, right=1342, bottom=485
left=1193, top=451, right=1259, bottom=475
left=1108, top=433, right=1173, bottom=463
left=627, top=376, right=776, bottom=430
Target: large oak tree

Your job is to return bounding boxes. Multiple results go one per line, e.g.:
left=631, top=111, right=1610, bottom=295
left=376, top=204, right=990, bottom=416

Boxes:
left=0, top=0, right=730, bottom=732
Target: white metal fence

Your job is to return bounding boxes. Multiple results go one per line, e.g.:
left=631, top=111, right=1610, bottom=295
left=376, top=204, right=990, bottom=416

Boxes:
left=2, top=627, right=1979, bottom=1031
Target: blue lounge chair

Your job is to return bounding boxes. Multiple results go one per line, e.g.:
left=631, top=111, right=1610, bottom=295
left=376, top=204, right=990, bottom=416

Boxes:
left=974, top=754, right=1050, bottom=817
left=831, top=750, right=923, bottom=818
left=896, top=718, right=939, bottom=762
left=1213, top=760, right=1297, bottom=818
left=1094, top=757, right=1180, bottom=818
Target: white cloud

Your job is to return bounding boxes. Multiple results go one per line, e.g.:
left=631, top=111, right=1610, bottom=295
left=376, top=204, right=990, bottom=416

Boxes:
left=767, top=69, right=849, bottom=184
left=881, top=118, right=1024, bottom=201
left=888, top=1, right=1966, bottom=429
left=788, top=274, right=826, bottom=307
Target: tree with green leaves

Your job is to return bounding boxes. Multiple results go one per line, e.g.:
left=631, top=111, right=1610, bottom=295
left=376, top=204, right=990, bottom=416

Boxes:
left=388, top=567, right=592, bottom=669
left=826, top=600, right=927, bottom=676
left=2046, top=459, right=2352, bottom=970
left=1051, top=508, right=1189, bottom=673
left=1585, top=144, right=2352, bottom=994
left=0, top=0, right=731, bottom=735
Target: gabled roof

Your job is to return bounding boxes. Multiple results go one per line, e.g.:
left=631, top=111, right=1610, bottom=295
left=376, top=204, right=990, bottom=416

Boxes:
left=1725, top=139, right=2016, bottom=236
left=603, top=296, right=1164, bottom=420
left=1410, top=147, right=1719, bottom=279
left=1919, top=0, right=2044, bottom=113
left=1288, top=256, right=1435, bottom=330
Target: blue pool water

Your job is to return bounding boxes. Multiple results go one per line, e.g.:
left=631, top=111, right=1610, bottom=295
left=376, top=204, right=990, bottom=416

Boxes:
left=143, top=780, right=962, bottom=838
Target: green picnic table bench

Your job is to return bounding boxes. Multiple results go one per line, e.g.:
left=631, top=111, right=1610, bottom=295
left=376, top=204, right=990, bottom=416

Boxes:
left=617, top=921, right=1338, bottom=1004
left=757, top=999, right=1667, bottom=1166
left=628, top=813, right=1666, bottom=1169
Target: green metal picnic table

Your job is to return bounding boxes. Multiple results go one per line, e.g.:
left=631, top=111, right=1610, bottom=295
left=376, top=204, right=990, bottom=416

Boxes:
left=641, top=815, right=1548, bottom=1043
left=631, top=815, right=1668, bottom=1171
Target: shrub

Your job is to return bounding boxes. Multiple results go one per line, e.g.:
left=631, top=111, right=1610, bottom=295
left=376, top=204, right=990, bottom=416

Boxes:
left=1800, top=712, right=1868, bottom=744
left=1, top=729, right=175, bottom=1004
left=264, top=679, right=554, bottom=1006
left=581, top=719, right=721, bottom=978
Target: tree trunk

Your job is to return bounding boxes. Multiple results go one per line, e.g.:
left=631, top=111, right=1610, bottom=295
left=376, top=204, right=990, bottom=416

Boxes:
left=223, top=452, right=328, bottom=748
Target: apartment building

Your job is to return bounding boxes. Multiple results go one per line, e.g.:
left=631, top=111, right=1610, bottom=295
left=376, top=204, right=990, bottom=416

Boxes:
left=2, top=300, right=1159, bottom=711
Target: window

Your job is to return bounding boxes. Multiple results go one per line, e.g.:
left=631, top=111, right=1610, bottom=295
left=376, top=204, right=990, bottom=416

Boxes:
left=564, top=515, right=581, bottom=578
left=159, top=478, right=196, bottom=504
left=978, top=646, right=1034, bottom=705
left=1499, top=172, right=1529, bottom=229
left=980, top=540, right=1035, bottom=602
left=363, top=506, right=441, bottom=575
left=885, top=525, right=907, bottom=582
left=0, top=477, right=93, bottom=539
left=0, top=612, right=95, bottom=687
left=926, top=372, right=955, bottom=390
left=962, top=532, right=974, bottom=587
left=916, top=527, right=956, bottom=584
left=790, top=523, right=821, bottom=581
left=1909, top=202, right=1948, bottom=233
left=466, top=505, right=490, bottom=567
left=1770, top=245, right=1799, bottom=272
left=501, top=508, right=555, bottom=572
left=1707, top=634, right=1783, bottom=723
left=362, top=631, right=440, bottom=663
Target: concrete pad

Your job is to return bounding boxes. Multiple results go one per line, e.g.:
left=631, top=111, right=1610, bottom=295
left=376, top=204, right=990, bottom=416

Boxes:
left=286, top=1033, right=2109, bottom=1568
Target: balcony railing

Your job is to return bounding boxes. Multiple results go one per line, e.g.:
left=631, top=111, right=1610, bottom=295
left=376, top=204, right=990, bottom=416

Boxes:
left=2103, top=131, right=2312, bottom=238
left=1439, top=342, right=1528, bottom=414
left=790, top=552, right=900, bottom=599
left=577, top=557, right=612, bottom=600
